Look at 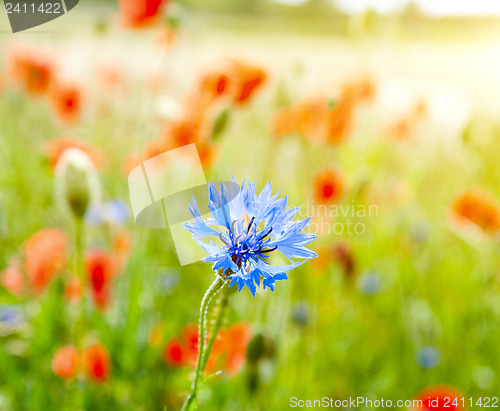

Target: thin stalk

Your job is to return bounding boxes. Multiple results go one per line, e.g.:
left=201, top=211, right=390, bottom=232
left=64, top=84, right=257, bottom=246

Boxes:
left=74, top=217, right=84, bottom=280
left=181, top=275, right=226, bottom=411
left=202, top=291, right=229, bottom=371
left=72, top=216, right=85, bottom=411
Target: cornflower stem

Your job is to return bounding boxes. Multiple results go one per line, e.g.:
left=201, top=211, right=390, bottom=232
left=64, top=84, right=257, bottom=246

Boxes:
left=181, top=275, right=226, bottom=411
left=202, top=288, right=229, bottom=371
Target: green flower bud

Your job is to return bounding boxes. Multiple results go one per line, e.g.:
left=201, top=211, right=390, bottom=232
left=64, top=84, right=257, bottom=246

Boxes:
left=55, top=148, right=99, bottom=220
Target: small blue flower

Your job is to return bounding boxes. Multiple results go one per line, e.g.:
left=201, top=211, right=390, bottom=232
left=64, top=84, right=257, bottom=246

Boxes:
left=292, top=301, right=310, bottom=327
left=357, top=271, right=381, bottom=295
left=416, top=346, right=441, bottom=369
left=157, top=269, right=180, bottom=295
left=183, top=178, right=317, bottom=296
left=0, top=306, right=24, bottom=327
left=85, top=200, right=129, bottom=226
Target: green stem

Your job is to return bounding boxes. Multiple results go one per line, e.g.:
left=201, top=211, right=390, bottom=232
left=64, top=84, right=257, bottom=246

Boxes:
left=181, top=275, right=226, bottom=411
left=71, top=217, right=85, bottom=411
left=202, top=289, right=229, bottom=371
left=75, top=217, right=83, bottom=280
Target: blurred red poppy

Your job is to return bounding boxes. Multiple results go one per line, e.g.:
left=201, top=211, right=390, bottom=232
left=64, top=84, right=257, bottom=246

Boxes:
left=223, top=322, right=251, bottom=374
left=52, top=345, right=79, bottom=379
left=119, top=0, right=167, bottom=28
left=197, top=143, right=217, bottom=170
left=49, top=82, right=83, bottom=125
left=387, top=117, right=414, bottom=141
left=197, top=60, right=266, bottom=107
left=163, top=323, right=251, bottom=375
left=199, top=69, right=230, bottom=104
left=412, top=385, right=466, bottom=410
left=182, top=325, right=200, bottom=365
left=449, top=188, right=500, bottom=235
left=85, top=250, right=117, bottom=311
left=0, top=259, right=25, bottom=297
left=7, top=45, right=54, bottom=96
left=113, top=230, right=132, bottom=274
left=341, top=77, right=376, bottom=104
left=228, top=60, right=266, bottom=106
left=270, top=98, right=329, bottom=142
left=326, top=97, right=354, bottom=144
left=82, top=343, right=111, bottom=383
left=313, top=168, right=346, bottom=204
left=271, top=95, right=353, bottom=144
left=25, top=228, right=67, bottom=294
left=163, top=338, right=186, bottom=367
left=333, top=242, right=356, bottom=279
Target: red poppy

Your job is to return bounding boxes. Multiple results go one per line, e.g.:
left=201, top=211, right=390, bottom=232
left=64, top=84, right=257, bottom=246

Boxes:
left=197, top=143, right=217, bottom=170
left=25, top=228, right=67, bottom=294
left=271, top=98, right=329, bottom=142
left=85, top=250, right=117, bottom=310
left=162, top=325, right=199, bottom=368
left=228, top=60, right=266, bottom=106
left=49, top=82, right=83, bottom=125
left=7, top=45, right=54, bottom=96
left=113, top=230, right=132, bottom=273
left=0, top=260, right=25, bottom=297
left=412, top=385, right=466, bottom=410
left=163, top=323, right=251, bottom=375
left=326, top=97, right=354, bottom=144
left=163, top=338, right=186, bottom=367
left=204, top=329, right=226, bottom=374
left=341, top=77, right=376, bottom=104
left=224, top=323, right=251, bottom=374
left=449, top=188, right=500, bottom=235
left=387, top=117, right=414, bottom=141
left=52, top=345, right=79, bottom=379
left=313, top=168, right=346, bottom=204
left=270, top=96, right=353, bottom=144
left=82, top=343, right=111, bottom=383
left=333, top=242, right=356, bottom=279
left=181, top=325, right=200, bottom=366
left=119, top=0, right=167, bottom=28
left=197, top=60, right=266, bottom=107
left=198, top=69, right=230, bottom=103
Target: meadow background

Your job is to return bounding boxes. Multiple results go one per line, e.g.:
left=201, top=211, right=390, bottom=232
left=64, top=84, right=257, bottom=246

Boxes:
left=1, top=0, right=500, bottom=410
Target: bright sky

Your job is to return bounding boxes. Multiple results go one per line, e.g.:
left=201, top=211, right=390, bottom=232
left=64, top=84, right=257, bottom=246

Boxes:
left=273, top=0, right=500, bottom=16
left=335, top=0, right=500, bottom=16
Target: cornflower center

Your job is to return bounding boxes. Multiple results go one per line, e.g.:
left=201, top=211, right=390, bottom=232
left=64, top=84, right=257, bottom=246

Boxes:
left=218, top=217, right=277, bottom=269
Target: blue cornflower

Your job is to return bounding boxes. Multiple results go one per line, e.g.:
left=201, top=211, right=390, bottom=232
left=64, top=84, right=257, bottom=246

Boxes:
left=183, top=178, right=317, bottom=296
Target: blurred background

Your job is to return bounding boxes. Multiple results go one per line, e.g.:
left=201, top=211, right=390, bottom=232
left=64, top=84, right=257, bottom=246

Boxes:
left=1, top=0, right=500, bottom=410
